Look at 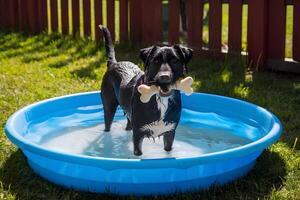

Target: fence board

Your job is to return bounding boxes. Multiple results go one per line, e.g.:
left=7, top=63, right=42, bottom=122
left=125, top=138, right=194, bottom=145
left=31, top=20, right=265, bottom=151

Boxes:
left=37, top=0, right=47, bottom=32
left=187, top=0, right=202, bottom=47
left=0, top=0, right=4, bottom=27
left=247, top=0, right=268, bottom=70
left=168, top=0, right=180, bottom=44
left=27, top=0, right=38, bottom=33
left=187, top=0, right=203, bottom=48
left=141, top=0, right=152, bottom=44
left=141, top=0, right=162, bottom=44
left=153, top=0, right=163, bottom=42
left=0, top=0, right=9, bottom=28
left=267, top=0, right=286, bottom=59
left=61, top=0, right=69, bottom=34
left=72, top=0, right=79, bottom=35
left=8, top=0, right=18, bottom=29
left=228, top=0, right=242, bottom=52
left=94, top=0, right=102, bottom=41
left=18, top=0, right=28, bottom=31
left=120, top=0, right=128, bottom=42
left=50, top=0, right=58, bottom=32
left=209, top=0, right=222, bottom=51
left=293, top=1, right=300, bottom=61
left=107, top=0, right=115, bottom=41
left=130, top=0, right=142, bottom=43
left=83, top=0, right=91, bottom=36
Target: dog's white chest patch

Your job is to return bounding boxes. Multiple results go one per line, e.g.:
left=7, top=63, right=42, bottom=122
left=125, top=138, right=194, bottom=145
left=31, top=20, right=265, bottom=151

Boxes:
left=140, top=95, right=175, bottom=138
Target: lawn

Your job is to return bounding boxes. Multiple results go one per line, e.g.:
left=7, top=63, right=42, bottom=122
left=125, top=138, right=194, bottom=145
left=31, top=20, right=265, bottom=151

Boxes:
left=0, top=31, right=299, bottom=200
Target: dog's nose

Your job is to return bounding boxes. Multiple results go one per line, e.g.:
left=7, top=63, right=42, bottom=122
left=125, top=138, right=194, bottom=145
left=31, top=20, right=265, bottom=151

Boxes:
left=158, top=72, right=171, bottom=84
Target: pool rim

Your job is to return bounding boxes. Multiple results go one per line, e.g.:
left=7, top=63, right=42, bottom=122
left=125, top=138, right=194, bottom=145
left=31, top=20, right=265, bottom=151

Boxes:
left=5, top=91, right=283, bottom=168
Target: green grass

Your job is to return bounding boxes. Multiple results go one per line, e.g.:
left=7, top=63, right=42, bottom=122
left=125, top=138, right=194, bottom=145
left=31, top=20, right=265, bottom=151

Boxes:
left=0, top=31, right=299, bottom=200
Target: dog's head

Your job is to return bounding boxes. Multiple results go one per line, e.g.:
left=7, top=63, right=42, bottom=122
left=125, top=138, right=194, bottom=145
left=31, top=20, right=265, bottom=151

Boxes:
left=140, top=44, right=193, bottom=97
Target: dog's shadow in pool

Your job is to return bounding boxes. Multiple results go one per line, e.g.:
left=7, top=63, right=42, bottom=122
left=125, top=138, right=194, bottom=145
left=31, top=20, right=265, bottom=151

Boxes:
left=0, top=148, right=287, bottom=199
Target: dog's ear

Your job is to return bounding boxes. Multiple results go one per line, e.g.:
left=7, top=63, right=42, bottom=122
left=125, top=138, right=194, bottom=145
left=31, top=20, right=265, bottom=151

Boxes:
left=140, top=46, right=157, bottom=64
left=173, top=44, right=193, bottom=64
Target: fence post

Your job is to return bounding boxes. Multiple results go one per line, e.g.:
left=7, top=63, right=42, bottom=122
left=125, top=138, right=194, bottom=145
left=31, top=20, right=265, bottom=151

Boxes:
left=247, top=0, right=268, bottom=70
left=168, top=0, right=180, bottom=44
left=267, top=0, right=286, bottom=60
left=120, top=0, right=128, bottom=42
left=94, top=0, right=102, bottom=41
left=228, top=0, right=242, bottom=52
left=293, top=1, right=300, bottom=61
left=187, top=0, right=203, bottom=48
left=61, top=0, right=69, bottom=35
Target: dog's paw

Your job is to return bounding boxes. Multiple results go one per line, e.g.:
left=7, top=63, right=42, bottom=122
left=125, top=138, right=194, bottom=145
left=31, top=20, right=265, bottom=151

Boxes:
left=134, top=149, right=143, bottom=156
left=164, top=147, right=172, bottom=152
left=125, top=126, right=132, bottom=131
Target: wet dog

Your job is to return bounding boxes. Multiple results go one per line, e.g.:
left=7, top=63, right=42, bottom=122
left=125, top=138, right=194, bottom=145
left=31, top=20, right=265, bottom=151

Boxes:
left=100, top=26, right=193, bottom=156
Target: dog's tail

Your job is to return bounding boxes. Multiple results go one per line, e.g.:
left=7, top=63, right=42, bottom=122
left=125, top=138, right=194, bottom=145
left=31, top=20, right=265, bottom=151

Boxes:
left=99, top=25, right=116, bottom=63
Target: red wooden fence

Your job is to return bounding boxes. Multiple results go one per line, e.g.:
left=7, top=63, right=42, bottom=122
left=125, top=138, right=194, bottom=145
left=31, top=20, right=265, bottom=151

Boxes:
left=0, top=0, right=299, bottom=73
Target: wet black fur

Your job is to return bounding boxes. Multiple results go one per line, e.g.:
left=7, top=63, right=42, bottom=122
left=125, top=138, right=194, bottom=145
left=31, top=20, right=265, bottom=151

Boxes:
left=100, top=26, right=193, bottom=156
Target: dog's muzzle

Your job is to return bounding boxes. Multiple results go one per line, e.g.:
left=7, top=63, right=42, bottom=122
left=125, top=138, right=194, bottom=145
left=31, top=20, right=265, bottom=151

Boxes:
left=156, top=72, right=173, bottom=97
left=157, top=71, right=172, bottom=84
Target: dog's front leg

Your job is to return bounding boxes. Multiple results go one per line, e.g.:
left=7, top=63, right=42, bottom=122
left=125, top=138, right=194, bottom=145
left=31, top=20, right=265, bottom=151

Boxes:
left=125, top=118, right=132, bottom=131
left=163, top=131, right=175, bottom=151
left=133, top=130, right=144, bottom=156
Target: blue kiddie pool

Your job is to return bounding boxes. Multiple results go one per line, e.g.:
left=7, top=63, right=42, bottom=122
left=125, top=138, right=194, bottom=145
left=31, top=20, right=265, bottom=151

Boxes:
left=5, top=91, right=282, bottom=196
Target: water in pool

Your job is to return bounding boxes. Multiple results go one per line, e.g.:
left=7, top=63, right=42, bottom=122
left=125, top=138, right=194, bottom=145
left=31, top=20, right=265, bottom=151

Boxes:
left=25, top=106, right=263, bottom=159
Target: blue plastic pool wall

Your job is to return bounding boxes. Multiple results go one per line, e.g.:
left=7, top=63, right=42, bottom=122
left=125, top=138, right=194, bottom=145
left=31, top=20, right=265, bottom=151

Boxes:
left=24, top=149, right=261, bottom=195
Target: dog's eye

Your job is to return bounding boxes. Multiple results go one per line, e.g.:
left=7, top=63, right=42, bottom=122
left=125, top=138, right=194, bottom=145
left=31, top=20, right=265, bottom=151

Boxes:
left=153, top=58, right=160, bottom=64
left=169, top=58, right=178, bottom=64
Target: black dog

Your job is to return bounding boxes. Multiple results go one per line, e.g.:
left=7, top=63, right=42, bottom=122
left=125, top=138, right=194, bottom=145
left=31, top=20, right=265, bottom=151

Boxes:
left=100, top=26, right=193, bottom=156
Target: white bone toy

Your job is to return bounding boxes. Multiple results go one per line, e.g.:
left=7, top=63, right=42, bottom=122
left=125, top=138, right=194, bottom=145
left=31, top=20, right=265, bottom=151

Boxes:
left=137, top=76, right=194, bottom=103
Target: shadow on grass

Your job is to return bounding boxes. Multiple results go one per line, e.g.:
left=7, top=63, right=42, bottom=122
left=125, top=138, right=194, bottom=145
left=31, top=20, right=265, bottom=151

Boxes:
left=0, top=149, right=286, bottom=200
left=71, top=59, right=105, bottom=79
left=0, top=31, right=105, bottom=70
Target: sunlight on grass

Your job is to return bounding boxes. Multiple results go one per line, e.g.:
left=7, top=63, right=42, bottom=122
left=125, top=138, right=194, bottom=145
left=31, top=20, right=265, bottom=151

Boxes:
left=221, top=68, right=232, bottom=83
left=294, top=83, right=300, bottom=90
left=233, top=84, right=250, bottom=98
